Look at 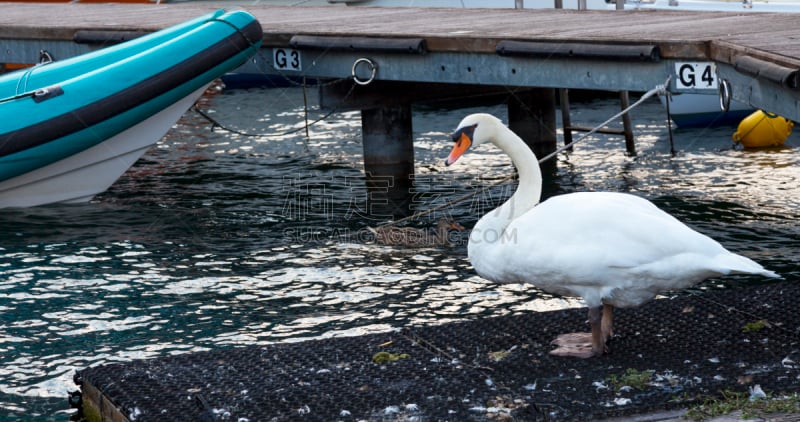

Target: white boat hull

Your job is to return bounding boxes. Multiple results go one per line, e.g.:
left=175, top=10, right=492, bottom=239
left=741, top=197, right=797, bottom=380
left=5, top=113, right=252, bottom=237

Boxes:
left=0, top=85, right=208, bottom=208
left=661, top=92, right=753, bottom=128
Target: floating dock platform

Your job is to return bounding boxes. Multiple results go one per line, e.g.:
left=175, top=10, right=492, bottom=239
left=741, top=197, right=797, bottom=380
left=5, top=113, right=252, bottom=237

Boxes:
left=76, top=281, right=800, bottom=421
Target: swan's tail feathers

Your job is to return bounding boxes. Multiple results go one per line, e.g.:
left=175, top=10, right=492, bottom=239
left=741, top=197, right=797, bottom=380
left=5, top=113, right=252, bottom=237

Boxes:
left=716, top=253, right=781, bottom=279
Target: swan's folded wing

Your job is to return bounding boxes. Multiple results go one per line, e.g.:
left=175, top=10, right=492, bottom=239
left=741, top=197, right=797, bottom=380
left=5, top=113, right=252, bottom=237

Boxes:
left=502, top=192, right=736, bottom=286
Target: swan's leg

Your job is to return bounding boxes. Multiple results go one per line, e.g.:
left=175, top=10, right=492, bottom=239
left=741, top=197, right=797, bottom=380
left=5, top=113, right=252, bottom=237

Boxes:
left=550, top=306, right=606, bottom=358
left=588, top=305, right=607, bottom=357
left=601, top=304, right=614, bottom=340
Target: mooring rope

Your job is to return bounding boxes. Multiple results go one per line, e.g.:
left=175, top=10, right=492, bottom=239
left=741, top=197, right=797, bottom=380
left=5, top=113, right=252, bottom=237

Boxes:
left=192, top=77, right=357, bottom=142
left=380, top=78, right=671, bottom=228
left=0, top=90, right=38, bottom=105
left=192, top=19, right=361, bottom=143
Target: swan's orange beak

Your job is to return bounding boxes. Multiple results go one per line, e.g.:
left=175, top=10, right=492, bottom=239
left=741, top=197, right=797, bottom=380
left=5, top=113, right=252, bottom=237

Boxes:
left=445, top=123, right=476, bottom=166
left=445, top=135, right=470, bottom=166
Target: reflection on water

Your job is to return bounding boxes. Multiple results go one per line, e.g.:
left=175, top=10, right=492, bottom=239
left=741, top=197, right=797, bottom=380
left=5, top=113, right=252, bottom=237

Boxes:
left=0, top=87, right=798, bottom=419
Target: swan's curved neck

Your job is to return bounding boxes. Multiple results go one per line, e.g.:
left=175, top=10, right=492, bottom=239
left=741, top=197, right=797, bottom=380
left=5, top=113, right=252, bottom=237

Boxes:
left=490, top=124, right=542, bottom=223
left=465, top=117, right=543, bottom=280
left=468, top=122, right=543, bottom=274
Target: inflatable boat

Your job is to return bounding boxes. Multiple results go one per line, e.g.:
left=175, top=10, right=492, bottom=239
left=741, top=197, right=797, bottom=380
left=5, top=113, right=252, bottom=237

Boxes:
left=0, top=9, right=262, bottom=208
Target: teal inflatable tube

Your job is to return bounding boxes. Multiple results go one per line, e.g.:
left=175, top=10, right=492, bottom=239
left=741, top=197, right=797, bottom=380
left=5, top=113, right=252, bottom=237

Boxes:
left=0, top=10, right=262, bottom=181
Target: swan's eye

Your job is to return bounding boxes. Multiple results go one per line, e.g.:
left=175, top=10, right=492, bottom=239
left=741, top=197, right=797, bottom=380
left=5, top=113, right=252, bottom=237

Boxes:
left=451, top=123, right=478, bottom=144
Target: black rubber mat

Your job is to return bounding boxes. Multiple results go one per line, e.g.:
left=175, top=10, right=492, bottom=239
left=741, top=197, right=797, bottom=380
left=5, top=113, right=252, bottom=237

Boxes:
left=77, top=281, right=800, bottom=421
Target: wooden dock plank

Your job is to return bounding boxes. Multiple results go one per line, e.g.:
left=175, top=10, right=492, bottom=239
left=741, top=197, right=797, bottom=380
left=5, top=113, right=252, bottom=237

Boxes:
left=259, top=7, right=800, bottom=68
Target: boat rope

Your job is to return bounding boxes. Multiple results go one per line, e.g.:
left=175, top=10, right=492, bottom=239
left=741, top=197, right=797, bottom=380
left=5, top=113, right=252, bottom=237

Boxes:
left=191, top=16, right=363, bottom=145
left=209, top=17, right=261, bottom=48
left=665, top=88, right=676, bottom=156
left=10, top=51, right=55, bottom=98
left=0, top=90, right=39, bottom=105
left=14, top=65, right=35, bottom=95
left=192, top=15, right=384, bottom=145
left=302, top=76, right=311, bottom=139
left=379, top=78, right=671, bottom=229
left=0, top=85, right=64, bottom=105
left=191, top=76, right=357, bottom=141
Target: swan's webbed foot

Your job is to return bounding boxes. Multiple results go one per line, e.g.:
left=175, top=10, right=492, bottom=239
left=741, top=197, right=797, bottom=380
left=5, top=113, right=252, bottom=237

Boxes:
left=550, top=332, right=598, bottom=358
left=549, top=305, right=614, bottom=358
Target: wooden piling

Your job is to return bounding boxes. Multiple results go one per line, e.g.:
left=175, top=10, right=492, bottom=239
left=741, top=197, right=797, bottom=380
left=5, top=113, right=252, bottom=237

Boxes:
left=507, top=88, right=558, bottom=173
left=559, top=88, right=574, bottom=152
left=361, top=105, right=414, bottom=218
left=619, top=91, right=636, bottom=156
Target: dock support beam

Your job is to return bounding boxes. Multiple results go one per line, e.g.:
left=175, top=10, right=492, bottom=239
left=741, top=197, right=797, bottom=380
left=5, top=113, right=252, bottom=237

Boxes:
left=560, top=89, right=636, bottom=156
left=508, top=88, right=558, bottom=173
left=619, top=90, right=636, bottom=156
left=361, top=105, right=414, bottom=218
left=559, top=88, right=574, bottom=151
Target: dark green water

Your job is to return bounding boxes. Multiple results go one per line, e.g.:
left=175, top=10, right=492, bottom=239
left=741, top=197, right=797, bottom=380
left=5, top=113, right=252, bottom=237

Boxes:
left=1, top=87, right=797, bottom=419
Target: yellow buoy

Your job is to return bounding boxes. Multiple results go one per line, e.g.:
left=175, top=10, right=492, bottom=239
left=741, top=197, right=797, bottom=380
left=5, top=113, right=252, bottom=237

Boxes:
left=732, top=110, right=793, bottom=148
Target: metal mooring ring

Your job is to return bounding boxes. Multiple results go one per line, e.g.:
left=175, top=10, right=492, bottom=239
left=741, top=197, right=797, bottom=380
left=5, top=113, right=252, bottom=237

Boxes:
left=719, top=78, right=732, bottom=112
left=38, top=50, right=54, bottom=65
left=352, top=58, right=377, bottom=86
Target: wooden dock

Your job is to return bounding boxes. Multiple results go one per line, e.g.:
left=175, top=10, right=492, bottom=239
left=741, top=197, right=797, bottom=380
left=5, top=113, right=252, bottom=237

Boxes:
left=1, top=3, right=799, bottom=58
left=2, top=3, right=798, bottom=114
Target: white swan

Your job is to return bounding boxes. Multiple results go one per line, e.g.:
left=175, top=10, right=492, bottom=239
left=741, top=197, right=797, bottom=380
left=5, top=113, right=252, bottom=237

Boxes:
left=445, top=113, right=779, bottom=358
